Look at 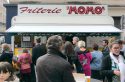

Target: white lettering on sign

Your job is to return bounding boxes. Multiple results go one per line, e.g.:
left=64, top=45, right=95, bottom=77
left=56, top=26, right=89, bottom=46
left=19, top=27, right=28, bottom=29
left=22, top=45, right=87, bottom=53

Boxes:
left=18, top=5, right=108, bottom=16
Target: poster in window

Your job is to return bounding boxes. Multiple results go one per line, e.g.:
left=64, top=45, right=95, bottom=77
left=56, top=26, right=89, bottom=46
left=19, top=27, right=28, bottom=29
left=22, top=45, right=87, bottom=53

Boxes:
left=22, top=36, right=31, bottom=42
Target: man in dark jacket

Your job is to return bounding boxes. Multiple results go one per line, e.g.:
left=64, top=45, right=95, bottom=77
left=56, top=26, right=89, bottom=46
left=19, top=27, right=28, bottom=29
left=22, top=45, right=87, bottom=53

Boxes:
left=31, top=38, right=47, bottom=82
left=102, top=39, right=110, bottom=57
left=32, top=38, right=47, bottom=65
left=36, top=35, right=75, bottom=82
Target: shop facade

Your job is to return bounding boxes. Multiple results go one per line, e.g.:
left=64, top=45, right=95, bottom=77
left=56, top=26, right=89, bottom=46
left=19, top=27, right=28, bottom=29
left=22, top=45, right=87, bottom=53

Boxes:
left=4, top=4, right=121, bottom=55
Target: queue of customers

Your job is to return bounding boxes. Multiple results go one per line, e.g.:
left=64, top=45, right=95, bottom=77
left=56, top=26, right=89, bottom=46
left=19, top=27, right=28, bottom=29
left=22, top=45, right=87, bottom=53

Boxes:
left=0, top=35, right=125, bottom=82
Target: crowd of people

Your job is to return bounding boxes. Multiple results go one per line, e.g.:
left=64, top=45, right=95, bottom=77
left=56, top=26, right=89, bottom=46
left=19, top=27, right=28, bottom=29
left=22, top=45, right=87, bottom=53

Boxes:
left=0, top=35, right=125, bottom=82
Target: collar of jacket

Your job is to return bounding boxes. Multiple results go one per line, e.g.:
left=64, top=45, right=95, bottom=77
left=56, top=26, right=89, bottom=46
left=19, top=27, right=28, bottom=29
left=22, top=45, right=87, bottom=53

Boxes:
left=77, top=50, right=89, bottom=55
left=47, top=47, right=66, bottom=60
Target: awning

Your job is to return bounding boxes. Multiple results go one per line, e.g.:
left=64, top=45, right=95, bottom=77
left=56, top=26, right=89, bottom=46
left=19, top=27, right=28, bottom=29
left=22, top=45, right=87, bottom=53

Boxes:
left=6, top=25, right=121, bottom=33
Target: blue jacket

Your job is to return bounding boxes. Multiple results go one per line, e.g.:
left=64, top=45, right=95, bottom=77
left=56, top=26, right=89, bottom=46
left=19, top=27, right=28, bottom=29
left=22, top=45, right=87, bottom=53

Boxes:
left=90, top=50, right=103, bottom=70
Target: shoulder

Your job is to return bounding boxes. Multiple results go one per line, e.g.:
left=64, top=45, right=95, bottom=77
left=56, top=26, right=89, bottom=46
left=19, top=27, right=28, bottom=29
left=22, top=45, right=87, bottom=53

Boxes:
left=37, top=54, right=69, bottom=66
left=86, top=52, right=92, bottom=56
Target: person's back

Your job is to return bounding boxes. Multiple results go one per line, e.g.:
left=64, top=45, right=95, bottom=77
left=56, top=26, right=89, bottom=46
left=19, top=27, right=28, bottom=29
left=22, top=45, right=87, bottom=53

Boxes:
left=0, top=43, right=13, bottom=64
left=36, top=53, right=75, bottom=82
left=32, top=38, right=47, bottom=65
left=0, top=51, right=13, bottom=64
left=36, top=35, right=75, bottom=82
left=91, top=51, right=103, bottom=70
left=77, top=40, right=92, bottom=76
left=18, top=49, right=32, bottom=82
left=63, top=41, right=75, bottom=67
left=90, top=44, right=103, bottom=80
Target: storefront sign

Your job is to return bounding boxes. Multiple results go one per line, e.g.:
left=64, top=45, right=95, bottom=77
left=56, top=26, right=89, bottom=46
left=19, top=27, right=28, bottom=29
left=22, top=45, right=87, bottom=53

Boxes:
left=18, top=5, right=108, bottom=16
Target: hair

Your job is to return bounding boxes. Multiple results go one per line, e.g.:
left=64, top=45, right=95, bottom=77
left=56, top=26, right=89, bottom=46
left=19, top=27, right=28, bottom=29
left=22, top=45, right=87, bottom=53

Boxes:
left=63, top=41, right=75, bottom=56
left=77, top=40, right=86, bottom=48
left=2, top=43, right=10, bottom=52
left=103, top=39, right=109, bottom=45
left=73, top=36, right=79, bottom=42
left=36, top=38, right=41, bottom=43
left=117, top=40, right=123, bottom=45
left=46, top=35, right=63, bottom=50
left=93, top=43, right=98, bottom=50
left=23, top=48, right=28, bottom=53
left=0, top=62, right=14, bottom=81
left=109, top=41, right=119, bottom=49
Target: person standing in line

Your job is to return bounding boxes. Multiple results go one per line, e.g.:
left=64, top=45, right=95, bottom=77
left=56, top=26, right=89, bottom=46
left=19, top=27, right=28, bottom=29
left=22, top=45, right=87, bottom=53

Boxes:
left=102, top=39, right=110, bottom=58
left=72, top=36, right=83, bottom=73
left=36, top=35, right=75, bottom=82
left=0, top=43, right=13, bottom=64
left=32, top=38, right=47, bottom=65
left=62, top=41, right=75, bottom=69
left=31, top=38, right=47, bottom=82
left=77, top=40, right=92, bottom=76
left=90, top=43, right=103, bottom=80
left=101, top=41, right=125, bottom=82
left=18, top=49, right=32, bottom=82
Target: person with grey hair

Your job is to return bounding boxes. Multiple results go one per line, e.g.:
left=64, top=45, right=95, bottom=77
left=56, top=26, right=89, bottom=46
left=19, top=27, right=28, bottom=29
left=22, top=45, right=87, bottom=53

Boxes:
left=77, top=40, right=92, bottom=76
left=36, top=35, right=75, bottom=82
left=72, top=36, right=83, bottom=73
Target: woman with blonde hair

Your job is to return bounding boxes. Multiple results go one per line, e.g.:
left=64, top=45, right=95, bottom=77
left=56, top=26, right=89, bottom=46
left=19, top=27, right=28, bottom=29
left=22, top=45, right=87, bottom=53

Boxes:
left=101, top=41, right=125, bottom=82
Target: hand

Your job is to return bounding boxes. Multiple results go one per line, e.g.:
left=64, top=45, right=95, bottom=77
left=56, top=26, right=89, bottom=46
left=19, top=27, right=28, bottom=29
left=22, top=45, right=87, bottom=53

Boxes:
left=114, top=70, right=120, bottom=76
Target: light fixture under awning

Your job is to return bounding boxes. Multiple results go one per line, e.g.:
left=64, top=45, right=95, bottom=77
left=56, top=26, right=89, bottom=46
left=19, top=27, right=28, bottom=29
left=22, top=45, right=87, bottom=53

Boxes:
left=6, top=25, right=121, bottom=33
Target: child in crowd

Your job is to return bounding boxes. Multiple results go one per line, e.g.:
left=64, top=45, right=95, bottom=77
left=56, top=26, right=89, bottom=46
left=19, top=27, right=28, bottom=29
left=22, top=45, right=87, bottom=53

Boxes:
left=0, top=62, right=19, bottom=82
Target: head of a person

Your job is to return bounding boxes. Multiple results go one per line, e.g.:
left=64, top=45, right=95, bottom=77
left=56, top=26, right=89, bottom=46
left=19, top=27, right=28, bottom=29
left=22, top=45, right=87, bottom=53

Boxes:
left=2, top=43, right=10, bottom=52
left=77, top=40, right=86, bottom=51
left=109, top=41, right=120, bottom=55
left=93, top=43, right=99, bottom=51
left=72, top=36, right=79, bottom=45
left=63, top=41, right=74, bottom=55
left=23, top=48, right=28, bottom=53
left=117, top=40, right=123, bottom=49
left=102, top=39, right=109, bottom=46
left=46, top=35, right=63, bottom=51
left=36, top=38, right=41, bottom=44
left=0, top=62, right=14, bottom=82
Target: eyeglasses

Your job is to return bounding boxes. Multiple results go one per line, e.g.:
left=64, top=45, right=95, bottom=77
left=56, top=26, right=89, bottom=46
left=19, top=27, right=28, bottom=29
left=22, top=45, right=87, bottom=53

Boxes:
left=113, top=47, right=120, bottom=49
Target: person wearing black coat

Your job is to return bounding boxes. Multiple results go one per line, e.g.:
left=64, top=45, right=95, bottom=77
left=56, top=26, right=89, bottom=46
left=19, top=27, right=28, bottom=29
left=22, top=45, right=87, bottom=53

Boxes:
left=31, top=38, right=47, bottom=82
left=0, top=43, right=13, bottom=64
left=32, top=38, right=47, bottom=65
